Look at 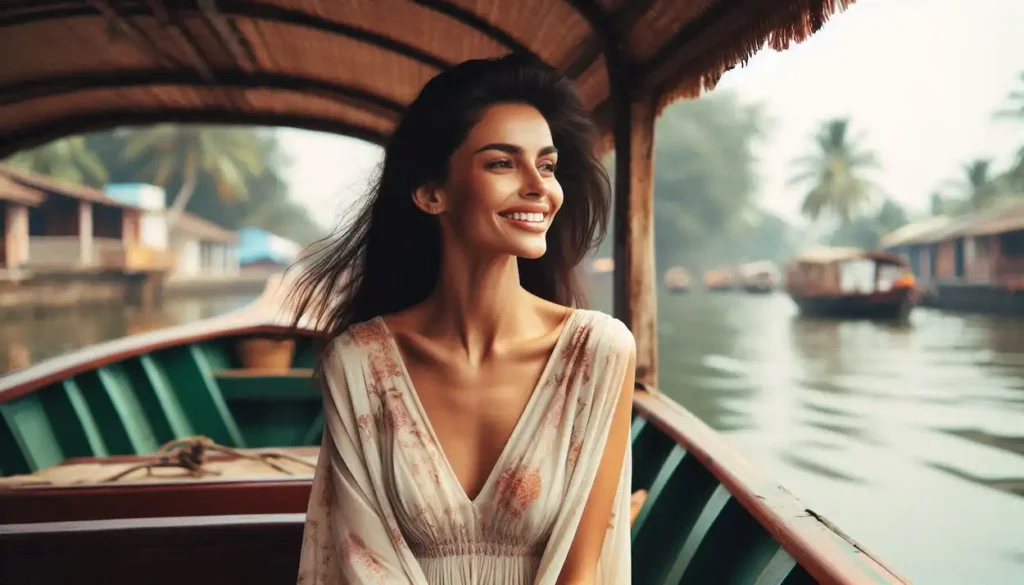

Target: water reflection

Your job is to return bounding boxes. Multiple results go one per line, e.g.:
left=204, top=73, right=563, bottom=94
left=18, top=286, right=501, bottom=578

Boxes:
left=650, top=291, right=1024, bottom=585
left=0, top=295, right=256, bottom=375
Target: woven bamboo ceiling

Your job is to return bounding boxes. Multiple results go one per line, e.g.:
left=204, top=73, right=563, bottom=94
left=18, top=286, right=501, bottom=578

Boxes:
left=0, top=0, right=852, bottom=157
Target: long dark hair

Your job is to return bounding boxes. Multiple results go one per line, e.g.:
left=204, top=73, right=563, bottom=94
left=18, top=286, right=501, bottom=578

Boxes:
left=288, top=54, right=610, bottom=349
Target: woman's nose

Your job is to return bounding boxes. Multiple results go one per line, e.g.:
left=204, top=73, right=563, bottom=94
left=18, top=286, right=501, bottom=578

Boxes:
left=521, top=169, right=547, bottom=198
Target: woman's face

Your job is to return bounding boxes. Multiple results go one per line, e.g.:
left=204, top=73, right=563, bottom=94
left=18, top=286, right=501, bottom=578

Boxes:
left=424, top=103, right=563, bottom=260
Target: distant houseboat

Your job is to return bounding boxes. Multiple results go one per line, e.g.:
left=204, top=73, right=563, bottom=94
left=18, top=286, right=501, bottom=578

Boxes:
left=737, top=261, right=779, bottom=294
left=784, top=247, right=918, bottom=320
left=703, top=266, right=737, bottom=291
left=663, top=266, right=690, bottom=293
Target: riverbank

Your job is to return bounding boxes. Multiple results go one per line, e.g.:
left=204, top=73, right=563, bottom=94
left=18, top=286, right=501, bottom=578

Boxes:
left=0, top=268, right=163, bottom=315
left=0, top=268, right=278, bottom=317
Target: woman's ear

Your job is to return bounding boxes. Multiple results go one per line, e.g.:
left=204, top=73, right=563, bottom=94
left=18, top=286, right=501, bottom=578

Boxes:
left=413, top=184, right=446, bottom=215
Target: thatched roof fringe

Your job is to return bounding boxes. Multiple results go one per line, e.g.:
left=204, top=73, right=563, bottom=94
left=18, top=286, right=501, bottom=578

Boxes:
left=656, top=0, right=856, bottom=113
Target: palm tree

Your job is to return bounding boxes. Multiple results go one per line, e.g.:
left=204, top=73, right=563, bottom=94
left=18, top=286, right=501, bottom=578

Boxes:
left=944, top=159, right=1004, bottom=211
left=788, top=118, right=879, bottom=223
left=995, top=71, right=1024, bottom=120
left=6, top=136, right=108, bottom=185
left=121, top=125, right=265, bottom=217
left=995, top=71, right=1024, bottom=189
left=929, top=191, right=950, bottom=216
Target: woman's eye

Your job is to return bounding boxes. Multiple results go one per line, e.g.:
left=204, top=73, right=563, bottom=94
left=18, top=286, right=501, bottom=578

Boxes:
left=485, top=159, right=514, bottom=169
left=539, top=162, right=557, bottom=173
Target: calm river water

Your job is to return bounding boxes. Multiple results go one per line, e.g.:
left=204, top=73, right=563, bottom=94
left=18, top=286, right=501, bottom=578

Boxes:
left=2, top=288, right=1024, bottom=584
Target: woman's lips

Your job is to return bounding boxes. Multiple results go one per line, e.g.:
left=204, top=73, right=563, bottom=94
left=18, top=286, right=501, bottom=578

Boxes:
left=498, top=211, right=548, bottom=233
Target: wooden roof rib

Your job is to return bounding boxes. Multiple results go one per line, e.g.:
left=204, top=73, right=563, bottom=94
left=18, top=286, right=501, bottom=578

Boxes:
left=0, top=0, right=854, bottom=158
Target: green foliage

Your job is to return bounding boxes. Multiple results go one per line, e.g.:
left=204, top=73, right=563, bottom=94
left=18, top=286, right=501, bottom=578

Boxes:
left=830, top=198, right=909, bottom=250
left=652, top=92, right=772, bottom=271
left=930, top=157, right=1019, bottom=217
left=121, top=125, right=265, bottom=215
left=590, top=92, right=789, bottom=272
left=995, top=71, right=1024, bottom=193
left=5, top=136, right=108, bottom=186
left=789, top=118, right=878, bottom=223
left=81, top=127, right=323, bottom=245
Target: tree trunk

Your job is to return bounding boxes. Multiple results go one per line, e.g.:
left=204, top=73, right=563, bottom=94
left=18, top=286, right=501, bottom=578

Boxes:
left=166, top=172, right=197, bottom=219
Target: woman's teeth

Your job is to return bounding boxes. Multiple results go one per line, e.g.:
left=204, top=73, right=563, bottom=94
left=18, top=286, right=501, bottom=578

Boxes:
left=503, top=212, right=545, bottom=223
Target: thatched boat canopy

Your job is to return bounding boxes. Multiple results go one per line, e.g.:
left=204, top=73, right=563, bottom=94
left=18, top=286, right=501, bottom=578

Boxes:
left=791, top=246, right=907, bottom=267
left=1, top=0, right=854, bottom=155
left=0, top=0, right=855, bottom=386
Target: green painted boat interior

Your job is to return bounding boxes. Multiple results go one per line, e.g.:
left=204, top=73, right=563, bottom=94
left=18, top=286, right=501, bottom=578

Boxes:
left=0, top=330, right=895, bottom=585
left=0, top=333, right=323, bottom=476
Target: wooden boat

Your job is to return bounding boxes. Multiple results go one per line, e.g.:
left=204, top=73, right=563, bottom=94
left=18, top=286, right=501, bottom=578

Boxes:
left=0, top=0, right=910, bottom=583
left=703, top=266, right=739, bottom=292
left=784, top=247, right=918, bottom=320
left=663, top=266, right=691, bottom=294
left=0, top=278, right=908, bottom=584
left=738, top=261, right=780, bottom=294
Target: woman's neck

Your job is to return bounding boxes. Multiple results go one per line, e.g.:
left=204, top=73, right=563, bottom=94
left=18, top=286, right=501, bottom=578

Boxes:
left=422, top=246, right=531, bottom=366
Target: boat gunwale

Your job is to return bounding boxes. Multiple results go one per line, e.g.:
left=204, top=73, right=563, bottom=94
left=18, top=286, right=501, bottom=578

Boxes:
left=0, top=318, right=321, bottom=404
left=633, top=389, right=910, bottom=585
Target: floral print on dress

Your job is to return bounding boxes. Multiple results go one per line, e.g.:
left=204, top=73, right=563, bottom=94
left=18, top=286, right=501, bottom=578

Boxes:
left=494, top=465, right=543, bottom=520
left=352, top=320, right=445, bottom=490
left=342, top=533, right=389, bottom=585
left=296, top=310, right=635, bottom=585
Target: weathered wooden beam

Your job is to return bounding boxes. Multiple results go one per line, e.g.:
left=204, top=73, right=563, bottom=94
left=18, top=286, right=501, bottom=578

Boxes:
left=612, top=88, right=658, bottom=388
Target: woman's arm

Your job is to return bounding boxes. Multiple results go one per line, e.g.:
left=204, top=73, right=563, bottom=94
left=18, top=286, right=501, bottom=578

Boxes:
left=296, top=347, right=419, bottom=584
left=555, top=345, right=636, bottom=585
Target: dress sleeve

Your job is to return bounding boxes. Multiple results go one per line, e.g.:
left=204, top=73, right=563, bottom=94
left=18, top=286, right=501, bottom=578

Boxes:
left=534, top=315, right=636, bottom=585
left=296, top=340, right=425, bottom=585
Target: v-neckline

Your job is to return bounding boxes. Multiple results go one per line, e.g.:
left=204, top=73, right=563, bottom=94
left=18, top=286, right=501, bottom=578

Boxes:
left=376, top=309, right=579, bottom=507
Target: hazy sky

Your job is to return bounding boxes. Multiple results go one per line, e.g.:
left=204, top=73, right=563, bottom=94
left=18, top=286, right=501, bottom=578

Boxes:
left=278, top=0, right=1024, bottom=227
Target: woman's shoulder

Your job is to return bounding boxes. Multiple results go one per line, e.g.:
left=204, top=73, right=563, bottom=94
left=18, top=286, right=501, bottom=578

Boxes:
left=322, top=316, right=390, bottom=362
left=573, top=309, right=635, bottom=357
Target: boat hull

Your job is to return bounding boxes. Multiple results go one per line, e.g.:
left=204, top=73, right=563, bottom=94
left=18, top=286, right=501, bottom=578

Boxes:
left=789, top=288, right=914, bottom=320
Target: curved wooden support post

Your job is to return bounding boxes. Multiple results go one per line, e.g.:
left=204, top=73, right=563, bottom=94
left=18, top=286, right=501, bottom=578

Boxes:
left=612, top=91, right=658, bottom=389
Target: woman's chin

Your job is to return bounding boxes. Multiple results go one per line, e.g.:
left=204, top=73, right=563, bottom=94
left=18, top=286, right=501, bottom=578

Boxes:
left=511, top=242, right=547, bottom=260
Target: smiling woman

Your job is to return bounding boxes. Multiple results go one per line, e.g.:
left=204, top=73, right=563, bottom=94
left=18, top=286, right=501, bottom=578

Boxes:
left=424, top=103, right=564, bottom=259
left=287, top=55, right=633, bottom=585
left=289, top=54, right=609, bottom=339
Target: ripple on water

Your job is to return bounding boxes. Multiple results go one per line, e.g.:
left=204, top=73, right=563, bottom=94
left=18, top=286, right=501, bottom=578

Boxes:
left=651, top=292, right=1024, bottom=585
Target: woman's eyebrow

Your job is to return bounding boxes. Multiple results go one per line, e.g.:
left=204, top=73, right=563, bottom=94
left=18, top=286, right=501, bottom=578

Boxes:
left=473, top=143, right=558, bottom=156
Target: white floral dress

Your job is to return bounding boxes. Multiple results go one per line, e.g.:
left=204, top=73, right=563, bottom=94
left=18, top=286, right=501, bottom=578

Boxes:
left=296, top=309, right=634, bottom=585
